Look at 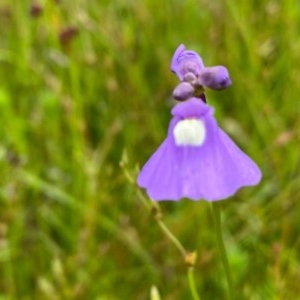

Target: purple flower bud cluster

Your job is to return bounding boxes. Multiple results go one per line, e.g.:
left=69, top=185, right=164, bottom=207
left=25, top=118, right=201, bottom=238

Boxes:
left=171, top=44, right=231, bottom=101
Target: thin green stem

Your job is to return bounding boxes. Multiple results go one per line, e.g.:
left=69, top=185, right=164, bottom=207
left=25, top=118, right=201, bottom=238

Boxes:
left=188, top=267, right=201, bottom=300
left=135, top=186, right=186, bottom=257
left=211, top=202, right=234, bottom=300
left=156, top=218, right=187, bottom=258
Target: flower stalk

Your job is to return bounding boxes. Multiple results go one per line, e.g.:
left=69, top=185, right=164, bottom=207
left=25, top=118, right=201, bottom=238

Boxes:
left=188, top=266, right=201, bottom=300
left=150, top=196, right=202, bottom=300
left=211, top=202, right=234, bottom=300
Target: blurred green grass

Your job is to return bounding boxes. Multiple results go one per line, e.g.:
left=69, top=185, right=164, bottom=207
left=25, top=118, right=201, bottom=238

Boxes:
left=0, top=0, right=300, bottom=299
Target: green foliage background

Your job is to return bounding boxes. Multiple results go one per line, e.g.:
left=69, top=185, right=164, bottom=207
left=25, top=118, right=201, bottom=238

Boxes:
left=0, top=0, right=300, bottom=299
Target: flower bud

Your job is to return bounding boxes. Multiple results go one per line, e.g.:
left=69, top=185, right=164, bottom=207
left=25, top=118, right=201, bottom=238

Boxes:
left=199, top=66, right=231, bottom=90
left=173, top=82, right=195, bottom=101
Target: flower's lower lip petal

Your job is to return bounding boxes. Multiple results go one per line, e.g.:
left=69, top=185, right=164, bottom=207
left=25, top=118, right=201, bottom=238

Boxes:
left=217, top=129, right=262, bottom=187
left=137, top=138, right=182, bottom=201
left=137, top=108, right=261, bottom=201
left=177, top=117, right=261, bottom=201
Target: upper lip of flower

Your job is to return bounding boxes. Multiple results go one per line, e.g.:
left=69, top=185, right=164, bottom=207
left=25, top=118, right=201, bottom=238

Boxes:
left=171, top=98, right=212, bottom=119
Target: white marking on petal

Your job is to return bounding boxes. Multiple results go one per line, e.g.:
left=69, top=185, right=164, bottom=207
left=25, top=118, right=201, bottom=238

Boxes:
left=173, top=118, right=206, bottom=146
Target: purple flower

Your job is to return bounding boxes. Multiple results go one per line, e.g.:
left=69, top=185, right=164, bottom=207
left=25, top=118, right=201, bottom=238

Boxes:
left=171, top=44, right=232, bottom=101
left=137, top=98, right=261, bottom=201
